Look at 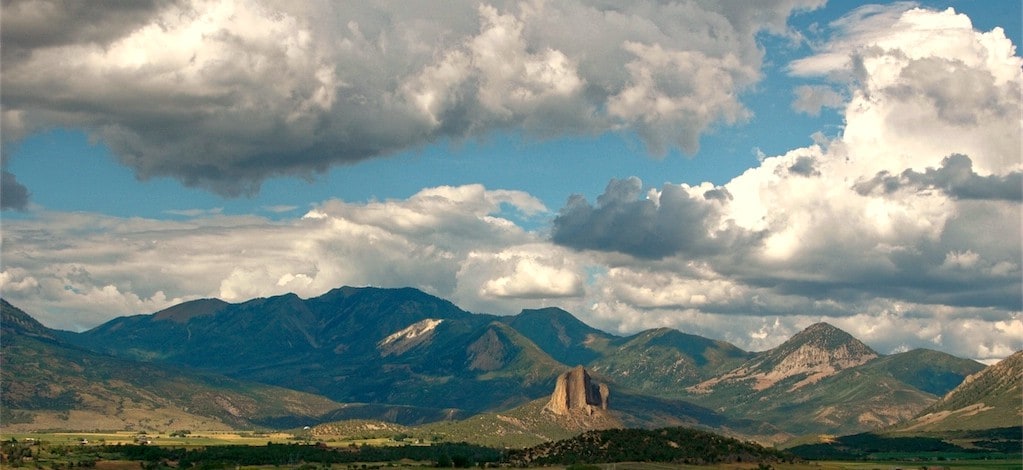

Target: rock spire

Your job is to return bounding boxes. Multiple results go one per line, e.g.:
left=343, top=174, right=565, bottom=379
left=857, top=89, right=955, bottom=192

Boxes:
left=544, top=366, right=609, bottom=416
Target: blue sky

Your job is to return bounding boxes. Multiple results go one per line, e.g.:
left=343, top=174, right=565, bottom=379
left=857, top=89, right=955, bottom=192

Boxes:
left=2, top=0, right=1020, bottom=361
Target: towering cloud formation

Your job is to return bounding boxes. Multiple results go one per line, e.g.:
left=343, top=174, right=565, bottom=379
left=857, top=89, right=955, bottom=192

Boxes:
left=0, top=0, right=821, bottom=195
left=552, top=6, right=1021, bottom=359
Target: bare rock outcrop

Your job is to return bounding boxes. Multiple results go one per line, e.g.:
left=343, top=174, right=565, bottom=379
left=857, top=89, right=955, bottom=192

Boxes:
left=544, top=366, right=609, bottom=416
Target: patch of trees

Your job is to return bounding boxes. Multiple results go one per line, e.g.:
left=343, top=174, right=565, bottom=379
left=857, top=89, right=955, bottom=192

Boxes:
left=105, top=442, right=501, bottom=468
left=787, top=429, right=1023, bottom=461
left=506, top=427, right=792, bottom=466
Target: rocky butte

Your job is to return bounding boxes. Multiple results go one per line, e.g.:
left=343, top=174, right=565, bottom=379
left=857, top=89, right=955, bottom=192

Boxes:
left=544, top=366, right=610, bottom=416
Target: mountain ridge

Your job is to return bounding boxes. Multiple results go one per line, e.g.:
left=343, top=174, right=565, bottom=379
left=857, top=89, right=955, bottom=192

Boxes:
left=896, top=350, right=1022, bottom=432
left=3, top=287, right=998, bottom=438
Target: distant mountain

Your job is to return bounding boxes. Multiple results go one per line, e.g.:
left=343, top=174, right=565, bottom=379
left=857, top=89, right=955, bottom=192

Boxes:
left=1, top=300, right=341, bottom=432
left=502, top=311, right=753, bottom=396
left=898, top=350, right=1022, bottom=432
left=683, top=323, right=982, bottom=435
left=691, top=323, right=878, bottom=393
left=687, top=322, right=878, bottom=398
left=63, top=287, right=567, bottom=415
left=589, top=328, right=751, bottom=395
left=71, top=287, right=480, bottom=368
left=858, top=348, right=985, bottom=396
left=502, top=307, right=616, bottom=366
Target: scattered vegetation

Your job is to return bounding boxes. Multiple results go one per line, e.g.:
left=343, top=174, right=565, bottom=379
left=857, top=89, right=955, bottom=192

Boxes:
left=0, top=439, right=500, bottom=469
left=505, top=427, right=793, bottom=466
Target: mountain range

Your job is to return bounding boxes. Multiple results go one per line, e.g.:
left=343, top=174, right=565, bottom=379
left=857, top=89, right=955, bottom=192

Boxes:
left=3, top=286, right=1016, bottom=445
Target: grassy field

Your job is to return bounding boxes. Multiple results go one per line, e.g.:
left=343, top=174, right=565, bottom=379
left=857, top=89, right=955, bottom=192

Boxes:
left=1, top=430, right=296, bottom=446
left=1, top=429, right=441, bottom=450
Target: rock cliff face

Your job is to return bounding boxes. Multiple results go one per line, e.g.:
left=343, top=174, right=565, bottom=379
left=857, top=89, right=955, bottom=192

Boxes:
left=544, top=366, right=609, bottom=415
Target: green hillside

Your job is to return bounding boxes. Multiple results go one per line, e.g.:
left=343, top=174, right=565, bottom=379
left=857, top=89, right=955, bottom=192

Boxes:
left=896, top=350, right=1023, bottom=432
left=502, top=307, right=617, bottom=365
left=589, top=327, right=750, bottom=395
left=1, top=299, right=342, bottom=432
left=862, top=348, right=984, bottom=396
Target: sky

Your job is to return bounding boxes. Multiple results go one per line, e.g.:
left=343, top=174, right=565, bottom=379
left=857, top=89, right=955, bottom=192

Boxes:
left=1, top=0, right=1021, bottom=363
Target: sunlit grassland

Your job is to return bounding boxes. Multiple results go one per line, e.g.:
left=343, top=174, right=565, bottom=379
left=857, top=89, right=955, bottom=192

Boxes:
left=0, top=429, right=437, bottom=449
left=1, top=430, right=294, bottom=446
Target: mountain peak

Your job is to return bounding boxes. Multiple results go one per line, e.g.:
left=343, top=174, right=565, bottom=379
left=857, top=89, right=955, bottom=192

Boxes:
left=518, top=306, right=573, bottom=316
left=512, top=307, right=591, bottom=332
left=792, top=322, right=862, bottom=343
left=690, top=322, right=878, bottom=394
left=748, top=322, right=878, bottom=387
left=803, top=321, right=839, bottom=333
left=779, top=322, right=877, bottom=357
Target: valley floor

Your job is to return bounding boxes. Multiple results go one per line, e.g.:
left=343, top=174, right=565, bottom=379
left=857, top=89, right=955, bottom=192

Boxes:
left=3, top=430, right=1018, bottom=470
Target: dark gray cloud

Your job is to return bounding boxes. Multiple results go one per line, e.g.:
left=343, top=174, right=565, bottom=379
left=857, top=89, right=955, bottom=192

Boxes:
left=0, top=0, right=822, bottom=195
left=702, top=187, right=733, bottom=201
left=0, top=0, right=174, bottom=61
left=551, top=177, right=759, bottom=259
left=1, top=170, right=30, bottom=210
left=855, top=154, right=1023, bottom=201
left=786, top=155, right=820, bottom=177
